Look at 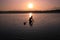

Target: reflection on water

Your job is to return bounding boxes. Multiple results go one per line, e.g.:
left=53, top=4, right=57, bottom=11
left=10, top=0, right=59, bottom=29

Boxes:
left=24, top=13, right=33, bottom=26
left=0, top=13, right=60, bottom=40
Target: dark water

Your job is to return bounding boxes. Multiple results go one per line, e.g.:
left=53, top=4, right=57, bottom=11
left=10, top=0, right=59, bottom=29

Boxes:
left=0, top=13, right=60, bottom=40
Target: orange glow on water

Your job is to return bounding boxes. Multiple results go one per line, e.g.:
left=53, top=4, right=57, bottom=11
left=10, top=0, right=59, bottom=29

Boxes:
left=29, top=13, right=32, bottom=17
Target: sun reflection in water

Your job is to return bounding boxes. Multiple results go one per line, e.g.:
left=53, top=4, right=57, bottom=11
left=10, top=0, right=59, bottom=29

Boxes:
left=29, top=13, right=32, bottom=17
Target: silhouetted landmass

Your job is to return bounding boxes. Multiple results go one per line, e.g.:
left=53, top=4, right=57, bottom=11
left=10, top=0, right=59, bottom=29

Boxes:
left=0, top=9, right=60, bottom=13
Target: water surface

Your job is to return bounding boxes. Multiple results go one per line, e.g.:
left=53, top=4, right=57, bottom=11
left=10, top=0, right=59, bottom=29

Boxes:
left=0, top=13, right=60, bottom=40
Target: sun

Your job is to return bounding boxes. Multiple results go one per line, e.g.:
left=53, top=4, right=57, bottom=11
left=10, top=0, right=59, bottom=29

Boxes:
left=28, top=3, right=33, bottom=9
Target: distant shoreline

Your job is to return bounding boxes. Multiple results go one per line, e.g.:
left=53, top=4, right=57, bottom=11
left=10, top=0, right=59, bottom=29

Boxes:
left=0, top=10, right=60, bottom=13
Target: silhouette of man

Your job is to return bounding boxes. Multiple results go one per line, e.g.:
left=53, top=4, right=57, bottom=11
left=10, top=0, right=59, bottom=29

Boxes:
left=24, top=16, right=34, bottom=26
left=29, top=16, right=34, bottom=26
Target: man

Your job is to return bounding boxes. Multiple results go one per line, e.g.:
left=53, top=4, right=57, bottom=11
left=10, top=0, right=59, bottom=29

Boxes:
left=29, top=16, right=34, bottom=26
left=24, top=16, right=34, bottom=26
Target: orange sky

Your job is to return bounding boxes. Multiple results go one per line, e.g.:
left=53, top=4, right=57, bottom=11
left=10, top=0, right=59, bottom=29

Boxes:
left=0, top=0, right=60, bottom=11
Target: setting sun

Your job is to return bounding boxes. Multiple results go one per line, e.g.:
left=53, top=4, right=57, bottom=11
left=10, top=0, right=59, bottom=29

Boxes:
left=28, top=3, right=33, bottom=9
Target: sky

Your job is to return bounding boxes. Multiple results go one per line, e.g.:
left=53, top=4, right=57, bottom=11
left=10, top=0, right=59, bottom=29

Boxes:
left=0, top=0, right=60, bottom=11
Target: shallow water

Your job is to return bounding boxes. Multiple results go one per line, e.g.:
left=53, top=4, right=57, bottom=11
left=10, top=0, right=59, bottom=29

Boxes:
left=0, top=13, right=60, bottom=40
